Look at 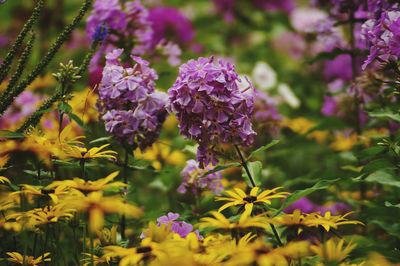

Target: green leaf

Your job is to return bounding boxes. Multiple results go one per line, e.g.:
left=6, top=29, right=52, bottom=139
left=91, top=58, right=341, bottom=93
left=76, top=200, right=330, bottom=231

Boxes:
left=369, top=110, right=400, bottom=122
left=275, top=178, right=341, bottom=215
left=248, top=140, right=280, bottom=159
left=182, top=144, right=198, bottom=155
left=0, top=130, right=25, bottom=139
left=242, top=161, right=262, bottom=186
left=385, top=201, right=400, bottom=208
left=363, top=170, right=400, bottom=188
left=58, top=101, right=72, bottom=114
left=90, top=136, right=113, bottom=144
left=355, top=146, right=386, bottom=161
left=361, top=158, right=395, bottom=174
left=68, top=112, right=88, bottom=130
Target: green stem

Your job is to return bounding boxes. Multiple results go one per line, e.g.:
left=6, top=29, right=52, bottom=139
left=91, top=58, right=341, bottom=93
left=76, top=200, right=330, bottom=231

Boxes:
left=120, top=148, right=129, bottom=239
left=80, top=159, right=86, bottom=181
left=234, top=145, right=256, bottom=187
left=90, top=234, right=94, bottom=266
left=270, top=223, right=283, bottom=246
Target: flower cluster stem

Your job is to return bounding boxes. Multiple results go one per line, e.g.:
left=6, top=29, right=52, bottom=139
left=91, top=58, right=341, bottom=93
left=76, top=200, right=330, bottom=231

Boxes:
left=120, top=148, right=130, bottom=240
left=234, top=145, right=256, bottom=187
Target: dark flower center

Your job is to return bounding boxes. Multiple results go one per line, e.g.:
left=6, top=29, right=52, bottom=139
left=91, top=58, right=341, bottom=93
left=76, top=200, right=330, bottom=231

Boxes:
left=243, top=195, right=257, bottom=203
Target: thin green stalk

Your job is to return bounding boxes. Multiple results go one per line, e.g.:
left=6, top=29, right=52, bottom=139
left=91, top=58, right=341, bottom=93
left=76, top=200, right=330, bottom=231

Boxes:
left=3, top=32, right=35, bottom=97
left=0, top=0, right=92, bottom=116
left=0, top=0, right=44, bottom=84
left=90, top=234, right=94, bottom=266
left=235, top=144, right=283, bottom=246
left=120, top=148, right=129, bottom=239
left=234, top=145, right=256, bottom=187
left=80, top=159, right=86, bottom=181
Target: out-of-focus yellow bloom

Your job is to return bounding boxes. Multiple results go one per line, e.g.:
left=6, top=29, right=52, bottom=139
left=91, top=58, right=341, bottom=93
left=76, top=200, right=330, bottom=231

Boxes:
left=0, top=214, right=22, bottom=232
left=27, top=73, right=55, bottom=91
left=10, top=205, right=74, bottom=228
left=47, top=171, right=126, bottom=193
left=69, top=88, right=99, bottom=123
left=103, top=246, right=145, bottom=266
left=162, top=114, right=179, bottom=131
left=134, top=142, right=186, bottom=170
left=0, top=155, right=9, bottom=169
left=198, top=207, right=273, bottom=231
left=365, top=252, right=400, bottom=266
left=65, top=143, right=117, bottom=160
left=216, top=187, right=289, bottom=213
left=65, top=191, right=142, bottom=233
left=141, top=222, right=176, bottom=243
left=284, top=117, right=328, bottom=143
left=303, top=211, right=364, bottom=232
left=6, top=252, right=51, bottom=265
left=276, top=209, right=305, bottom=235
left=330, top=132, right=358, bottom=151
left=310, top=238, right=357, bottom=264
left=360, top=128, right=389, bottom=147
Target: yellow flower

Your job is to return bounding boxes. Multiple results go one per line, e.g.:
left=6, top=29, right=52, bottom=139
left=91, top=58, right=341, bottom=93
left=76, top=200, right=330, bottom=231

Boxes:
left=10, top=184, right=70, bottom=204
left=103, top=246, right=145, bottom=266
left=162, top=114, right=179, bottom=131
left=69, top=88, right=99, bottom=123
left=27, top=73, right=55, bottom=91
left=0, top=155, right=9, bottom=169
left=284, top=117, right=328, bottom=143
left=134, top=142, right=186, bottom=170
left=6, top=252, right=51, bottom=265
left=276, top=209, right=305, bottom=235
left=97, top=225, right=119, bottom=246
left=82, top=253, right=111, bottom=266
left=47, top=171, right=126, bottom=193
left=66, top=191, right=142, bottom=233
left=216, top=187, right=289, bottom=213
left=310, top=238, right=357, bottom=264
left=198, top=207, right=273, bottom=231
left=303, top=211, right=364, bottom=232
left=330, top=132, right=358, bottom=151
left=0, top=176, right=10, bottom=184
left=25, top=205, right=75, bottom=227
left=0, top=217, right=22, bottom=232
left=65, top=143, right=117, bottom=160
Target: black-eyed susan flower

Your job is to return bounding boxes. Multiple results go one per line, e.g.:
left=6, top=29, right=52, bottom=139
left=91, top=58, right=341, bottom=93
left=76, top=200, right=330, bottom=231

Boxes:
left=303, top=211, right=364, bottom=232
left=47, top=171, right=126, bottom=193
left=65, top=191, right=142, bottom=233
left=310, top=238, right=357, bottom=264
left=0, top=175, right=10, bottom=184
left=65, top=143, right=117, bottom=160
left=10, top=184, right=70, bottom=204
left=6, top=252, right=51, bottom=265
left=216, top=187, right=289, bottom=213
left=25, top=205, right=75, bottom=226
left=81, top=253, right=111, bottom=266
left=197, top=207, right=273, bottom=231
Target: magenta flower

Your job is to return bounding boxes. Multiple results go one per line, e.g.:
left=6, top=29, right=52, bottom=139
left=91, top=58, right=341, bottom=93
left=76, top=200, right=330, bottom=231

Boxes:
left=168, top=57, right=256, bottom=167
left=178, top=159, right=223, bottom=195
left=148, top=7, right=194, bottom=48
left=156, top=212, right=202, bottom=239
left=97, top=49, right=167, bottom=149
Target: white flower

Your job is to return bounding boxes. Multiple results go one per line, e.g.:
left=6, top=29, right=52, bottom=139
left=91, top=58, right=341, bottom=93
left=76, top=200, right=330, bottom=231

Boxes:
left=278, top=83, right=300, bottom=109
left=252, top=62, right=277, bottom=91
left=290, top=8, right=327, bottom=33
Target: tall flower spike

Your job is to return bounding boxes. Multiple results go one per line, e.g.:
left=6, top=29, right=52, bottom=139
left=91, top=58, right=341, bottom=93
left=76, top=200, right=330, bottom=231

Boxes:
left=168, top=57, right=256, bottom=167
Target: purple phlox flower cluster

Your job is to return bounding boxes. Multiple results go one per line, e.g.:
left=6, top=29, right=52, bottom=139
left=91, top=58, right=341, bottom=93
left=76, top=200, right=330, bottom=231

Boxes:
left=284, top=197, right=351, bottom=215
left=168, top=57, right=256, bottom=167
left=86, top=0, right=153, bottom=71
left=361, top=4, right=400, bottom=69
left=157, top=212, right=202, bottom=239
left=0, top=91, right=41, bottom=129
left=97, top=48, right=167, bottom=149
left=177, top=159, right=223, bottom=195
left=252, top=89, right=282, bottom=137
